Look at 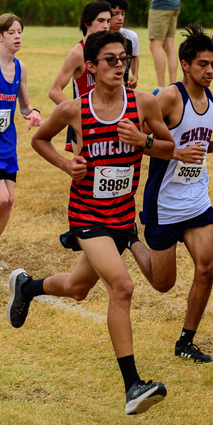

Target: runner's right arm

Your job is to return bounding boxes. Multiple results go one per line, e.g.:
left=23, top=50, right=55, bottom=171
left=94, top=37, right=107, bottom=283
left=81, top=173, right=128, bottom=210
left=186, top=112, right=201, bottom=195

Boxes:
left=31, top=99, right=87, bottom=180
left=49, top=44, right=84, bottom=105
left=157, top=86, right=206, bottom=163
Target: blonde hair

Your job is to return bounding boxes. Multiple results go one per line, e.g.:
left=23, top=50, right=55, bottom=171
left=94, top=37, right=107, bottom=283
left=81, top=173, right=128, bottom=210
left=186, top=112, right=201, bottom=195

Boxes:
left=0, top=13, right=24, bottom=35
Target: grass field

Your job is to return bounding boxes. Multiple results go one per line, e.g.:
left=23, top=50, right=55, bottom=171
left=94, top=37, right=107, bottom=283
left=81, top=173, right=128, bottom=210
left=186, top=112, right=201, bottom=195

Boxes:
left=0, top=26, right=213, bottom=424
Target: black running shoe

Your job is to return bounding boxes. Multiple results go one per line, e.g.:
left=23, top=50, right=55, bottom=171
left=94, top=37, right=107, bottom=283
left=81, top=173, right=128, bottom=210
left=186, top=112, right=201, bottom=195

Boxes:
left=127, top=222, right=140, bottom=249
left=175, top=341, right=212, bottom=363
left=7, top=268, right=32, bottom=328
left=125, top=380, right=167, bottom=415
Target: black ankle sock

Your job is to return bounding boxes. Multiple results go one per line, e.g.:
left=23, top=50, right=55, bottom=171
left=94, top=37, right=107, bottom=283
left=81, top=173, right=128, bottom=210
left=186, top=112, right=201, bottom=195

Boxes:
left=21, top=278, right=46, bottom=301
left=178, top=328, right=196, bottom=345
left=117, top=355, right=140, bottom=393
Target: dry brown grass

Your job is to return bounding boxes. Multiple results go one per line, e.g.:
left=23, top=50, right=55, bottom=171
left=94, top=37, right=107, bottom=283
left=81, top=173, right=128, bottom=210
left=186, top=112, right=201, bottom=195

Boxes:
left=0, top=27, right=213, bottom=425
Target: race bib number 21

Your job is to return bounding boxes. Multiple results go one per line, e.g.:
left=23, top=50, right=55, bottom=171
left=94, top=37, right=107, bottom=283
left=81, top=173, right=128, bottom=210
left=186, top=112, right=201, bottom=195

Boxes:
left=0, top=109, right=11, bottom=133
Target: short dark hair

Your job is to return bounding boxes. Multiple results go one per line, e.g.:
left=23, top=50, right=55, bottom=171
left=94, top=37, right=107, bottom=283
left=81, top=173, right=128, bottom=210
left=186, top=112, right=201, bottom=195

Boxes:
left=179, top=23, right=213, bottom=65
left=84, top=30, right=126, bottom=64
left=80, top=0, right=112, bottom=36
left=0, top=13, right=23, bottom=35
left=107, top=0, right=128, bottom=10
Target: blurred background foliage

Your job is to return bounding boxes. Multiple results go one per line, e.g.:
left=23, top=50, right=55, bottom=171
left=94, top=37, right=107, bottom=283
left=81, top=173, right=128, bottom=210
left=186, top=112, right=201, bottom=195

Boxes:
left=1, top=0, right=213, bottom=27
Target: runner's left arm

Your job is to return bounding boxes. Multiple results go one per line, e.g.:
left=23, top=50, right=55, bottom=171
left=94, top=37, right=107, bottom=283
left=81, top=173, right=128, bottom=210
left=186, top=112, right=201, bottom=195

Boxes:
left=157, top=86, right=206, bottom=163
left=128, top=56, right=139, bottom=89
left=207, top=140, right=213, bottom=153
left=118, top=92, right=174, bottom=159
left=17, top=61, right=41, bottom=130
left=31, top=100, right=87, bottom=181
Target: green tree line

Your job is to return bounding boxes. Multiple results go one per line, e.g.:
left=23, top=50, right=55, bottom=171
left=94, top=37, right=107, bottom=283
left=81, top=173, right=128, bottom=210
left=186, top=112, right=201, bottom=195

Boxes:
left=1, top=0, right=213, bottom=27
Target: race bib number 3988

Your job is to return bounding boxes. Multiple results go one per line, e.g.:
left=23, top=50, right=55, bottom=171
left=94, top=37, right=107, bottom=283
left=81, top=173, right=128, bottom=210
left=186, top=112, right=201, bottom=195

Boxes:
left=93, top=165, right=134, bottom=198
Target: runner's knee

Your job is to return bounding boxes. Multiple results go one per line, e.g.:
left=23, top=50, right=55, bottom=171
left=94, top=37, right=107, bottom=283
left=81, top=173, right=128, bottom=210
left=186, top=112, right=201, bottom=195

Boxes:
left=0, top=195, right=14, bottom=211
left=152, top=274, right=176, bottom=293
left=73, top=290, right=88, bottom=301
left=72, top=277, right=98, bottom=301
left=72, top=284, right=93, bottom=301
left=110, top=278, right=134, bottom=303
left=195, top=261, right=213, bottom=283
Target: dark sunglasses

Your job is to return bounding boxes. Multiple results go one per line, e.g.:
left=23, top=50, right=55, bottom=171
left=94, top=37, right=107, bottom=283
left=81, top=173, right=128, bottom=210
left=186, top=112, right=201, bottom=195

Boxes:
left=94, top=55, right=131, bottom=67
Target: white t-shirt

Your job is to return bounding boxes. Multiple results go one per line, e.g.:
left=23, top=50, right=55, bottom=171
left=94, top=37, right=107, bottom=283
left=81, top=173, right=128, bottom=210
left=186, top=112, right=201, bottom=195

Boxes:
left=120, top=28, right=139, bottom=57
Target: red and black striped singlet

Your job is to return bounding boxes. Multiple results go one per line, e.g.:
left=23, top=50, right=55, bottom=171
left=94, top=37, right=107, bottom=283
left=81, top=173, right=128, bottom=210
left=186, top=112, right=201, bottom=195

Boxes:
left=72, top=40, right=96, bottom=99
left=68, top=86, right=143, bottom=231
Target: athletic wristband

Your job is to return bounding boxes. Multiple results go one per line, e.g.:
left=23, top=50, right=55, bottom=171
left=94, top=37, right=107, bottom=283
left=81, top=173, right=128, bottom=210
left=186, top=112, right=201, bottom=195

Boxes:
left=138, top=135, right=154, bottom=151
left=29, top=108, right=40, bottom=115
left=145, top=134, right=154, bottom=149
left=138, top=145, right=144, bottom=152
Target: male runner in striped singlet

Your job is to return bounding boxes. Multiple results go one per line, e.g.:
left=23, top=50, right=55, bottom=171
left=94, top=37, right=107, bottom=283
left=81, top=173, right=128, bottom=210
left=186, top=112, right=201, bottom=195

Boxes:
left=122, top=24, right=213, bottom=363
left=0, top=13, right=41, bottom=269
left=49, top=0, right=112, bottom=154
left=7, top=31, right=175, bottom=414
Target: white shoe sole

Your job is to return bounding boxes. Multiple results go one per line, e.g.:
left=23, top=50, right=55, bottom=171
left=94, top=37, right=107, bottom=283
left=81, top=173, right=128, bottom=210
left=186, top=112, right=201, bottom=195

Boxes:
left=6, top=268, right=27, bottom=326
left=125, top=385, right=166, bottom=415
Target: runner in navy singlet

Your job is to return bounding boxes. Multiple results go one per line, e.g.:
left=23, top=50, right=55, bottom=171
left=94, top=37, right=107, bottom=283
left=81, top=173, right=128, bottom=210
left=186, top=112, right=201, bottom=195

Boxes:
left=7, top=31, right=175, bottom=415
left=126, top=24, right=213, bottom=363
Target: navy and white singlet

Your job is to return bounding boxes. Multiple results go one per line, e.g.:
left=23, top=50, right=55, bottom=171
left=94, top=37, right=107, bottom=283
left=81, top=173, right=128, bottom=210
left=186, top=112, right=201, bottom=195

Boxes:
left=143, top=82, right=213, bottom=225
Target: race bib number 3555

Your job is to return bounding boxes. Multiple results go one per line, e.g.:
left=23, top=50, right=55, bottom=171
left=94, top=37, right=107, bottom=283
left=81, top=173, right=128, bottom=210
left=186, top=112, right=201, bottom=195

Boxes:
left=0, top=109, right=11, bottom=133
left=93, top=165, right=134, bottom=198
left=172, top=159, right=206, bottom=184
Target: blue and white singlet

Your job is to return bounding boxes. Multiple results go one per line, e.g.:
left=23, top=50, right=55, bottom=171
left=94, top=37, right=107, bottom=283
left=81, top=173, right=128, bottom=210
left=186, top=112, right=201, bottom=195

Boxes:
left=0, top=58, right=21, bottom=158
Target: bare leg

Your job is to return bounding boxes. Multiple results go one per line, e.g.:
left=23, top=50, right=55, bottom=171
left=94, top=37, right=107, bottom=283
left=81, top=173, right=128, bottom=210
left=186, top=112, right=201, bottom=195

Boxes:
left=131, top=240, right=177, bottom=292
left=44, top=235, right=134, bottom=358
left=7, top=234, right=169, bottom=410
left=183, top=225, right=213, bottom=331
left=130, top=241, right=153, bottom=283
left=149, top=39, right=166, bottom=87
left=163, top=37, right=178, bottom=84
left=43, top=251, right=99, bottom=301
left=0, top=179, right=15, bottom=237
left=78, top=236, right=134, bottom=358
